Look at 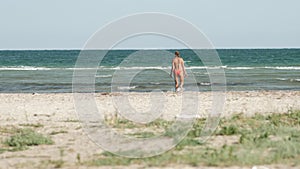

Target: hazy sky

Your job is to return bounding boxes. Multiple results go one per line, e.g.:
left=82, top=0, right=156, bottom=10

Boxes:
left=0, top=0, right=299, bottom=49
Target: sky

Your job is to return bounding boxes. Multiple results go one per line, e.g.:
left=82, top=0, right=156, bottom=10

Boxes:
left=0, top=0, right=299, bottom=49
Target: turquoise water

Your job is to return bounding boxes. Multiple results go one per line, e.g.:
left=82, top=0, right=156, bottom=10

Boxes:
left=0, top=49, right=300, bottom=92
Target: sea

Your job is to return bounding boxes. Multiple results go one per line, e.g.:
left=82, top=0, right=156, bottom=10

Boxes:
left=0, top=49, right=299, bottom=93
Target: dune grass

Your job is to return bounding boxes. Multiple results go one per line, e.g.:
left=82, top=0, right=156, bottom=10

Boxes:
left=1, top=128, right=53, bottom=152
left=83, top=110, right=300, bottom=167
left=49, top=130, right=68, bottom=135
left=19, top=123, right=44, bottom=128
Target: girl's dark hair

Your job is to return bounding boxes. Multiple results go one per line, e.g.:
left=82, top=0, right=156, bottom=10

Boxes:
left=175, top=51, right=180, bottom=57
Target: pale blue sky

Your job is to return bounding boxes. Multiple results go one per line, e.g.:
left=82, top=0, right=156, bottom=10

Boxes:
left=0, top=0, right=299, bottom=49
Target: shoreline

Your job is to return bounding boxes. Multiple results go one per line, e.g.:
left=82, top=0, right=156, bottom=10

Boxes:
left=0, top=89, right=299, bottom=94
left=1, top=90, right=300, bottom=121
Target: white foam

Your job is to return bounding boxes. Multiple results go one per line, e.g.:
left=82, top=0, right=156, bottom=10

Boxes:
left=95, top=75, right=112, bottom=78
left=117, top=86, right=137, bottom=90
left=291, top=79, right=300, bottom=82
left=276, top=78, right=288, bottom=81
left=2, top=65, right=299, bottom=71
left=186, top=66, right=227, bottom=70
left=0, top=66, right=54, bottom=71
left=150, top=82, right=160, bottom=85
left=227, top=67, right=255, bottom=70
left=200, top=82, right=211, bottom=86
left=66, top=68, right=97, bottom=70
left=264, top=66, right=300, bottom=70
left=100, top=66, right=170, bottom=70
left=101, top=66, right=227, bottom=70
left=0, top=66, right=99, bottom=71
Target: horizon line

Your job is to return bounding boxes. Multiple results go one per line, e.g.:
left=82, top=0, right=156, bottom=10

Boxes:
left=0, top=47, right=300, bottom=50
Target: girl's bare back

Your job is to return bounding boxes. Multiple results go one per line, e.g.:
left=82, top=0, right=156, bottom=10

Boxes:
left=173, top=57, right=184, bottom=76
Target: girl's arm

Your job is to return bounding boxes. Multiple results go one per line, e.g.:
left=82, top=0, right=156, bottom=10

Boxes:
left=181, top=59, right=187, bottom=77
left=170, top=59, right=174, bottom=77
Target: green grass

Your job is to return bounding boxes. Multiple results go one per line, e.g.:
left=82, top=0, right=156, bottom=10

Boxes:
left=112, top=118, right=137, bottom=129
left=2, top=128, right=53, bottom=152
left=109, top=117, right=173, bottom=130
left=49, top=130, right=68, bottom=135
left=82, top=110, right=300, bottom=167
left=63, top=119, right=80, bottom=123
left=126, top=131, right=156, bottom=138
left=217, top=125, right=239, bottom=136
left=19, top=123, right=44, bottom=128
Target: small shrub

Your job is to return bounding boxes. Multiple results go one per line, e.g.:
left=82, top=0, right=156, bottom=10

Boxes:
left=4, top=128, right=53, bottom=150
left=217, top=125, right=238, bottom=136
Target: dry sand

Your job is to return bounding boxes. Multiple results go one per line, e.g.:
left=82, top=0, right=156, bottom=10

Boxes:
left=0, top=91, right=300, bottom=169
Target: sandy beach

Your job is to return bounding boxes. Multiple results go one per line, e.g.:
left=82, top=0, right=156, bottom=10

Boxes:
left=1, top=91, right=300, bottom=169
